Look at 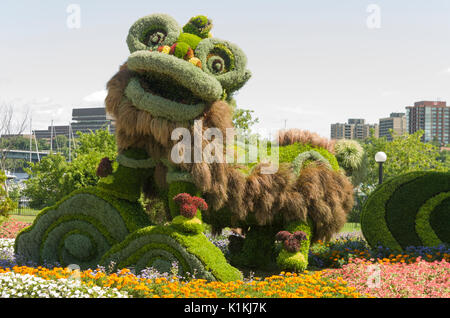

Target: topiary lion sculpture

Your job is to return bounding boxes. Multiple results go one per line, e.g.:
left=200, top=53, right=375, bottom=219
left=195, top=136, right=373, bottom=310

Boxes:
left=15, top=14, right=363, bottom=281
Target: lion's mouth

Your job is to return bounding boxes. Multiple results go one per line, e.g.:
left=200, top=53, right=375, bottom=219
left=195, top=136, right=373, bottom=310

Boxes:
left=135, top=71, right=204, bottom=106
left=124, top=50, right=223, bottom=121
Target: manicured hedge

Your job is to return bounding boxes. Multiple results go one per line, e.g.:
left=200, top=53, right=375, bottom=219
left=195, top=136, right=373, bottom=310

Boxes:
left=278, top=142, right=340, bottom=172
left=14, top=187, right=151, bottom=269
left=98, top=148, right=154, bottom=202
left=101, top=223, right=243, bottom=282
left=361, top=171, right=450, bottom=251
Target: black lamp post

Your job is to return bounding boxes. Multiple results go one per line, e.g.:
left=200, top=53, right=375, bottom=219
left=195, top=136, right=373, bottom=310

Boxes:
left=375, top=151, right=387, bottom=185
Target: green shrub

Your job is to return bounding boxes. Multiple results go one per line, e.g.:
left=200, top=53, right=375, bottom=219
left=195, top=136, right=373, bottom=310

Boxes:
left=278, top=143, right=339, bottom=172
left=361, top=171, right=450, bottom=251
left=14, top=187, right=151, bottom=269
left=0, top=171, right=16, bottom=220
left=101, top=223, right=242, bottom=282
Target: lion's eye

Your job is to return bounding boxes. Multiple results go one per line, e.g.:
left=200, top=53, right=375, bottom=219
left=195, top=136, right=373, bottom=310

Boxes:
left=127, top=14, right=180, bottom=53
left=145, top=29, right=167, bottom=46
left=207, top=55, right=225, bottom=74
left=206, top=45, right=234, bottom=75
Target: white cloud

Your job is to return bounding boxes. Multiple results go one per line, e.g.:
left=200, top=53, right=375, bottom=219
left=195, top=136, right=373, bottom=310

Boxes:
left=1, top=97, right=71, bottom=131
left=82, top=90, right=107, bottom=104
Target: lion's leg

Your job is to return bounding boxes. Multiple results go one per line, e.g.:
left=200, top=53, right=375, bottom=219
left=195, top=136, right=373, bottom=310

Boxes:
left=230, top=225, right=279, bottom=270
left=97, top=148, right=156, bottom=202
left=275, top=219, right=313, bottom=272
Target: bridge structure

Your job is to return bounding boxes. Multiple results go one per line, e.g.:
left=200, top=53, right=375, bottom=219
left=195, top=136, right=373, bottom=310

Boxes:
left=0, top=149, right=50, bottom=162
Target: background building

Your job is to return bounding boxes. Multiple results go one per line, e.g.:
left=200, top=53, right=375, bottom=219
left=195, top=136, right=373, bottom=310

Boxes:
left=35, top=107, right=115, bottom=140
left=70, top=107, right=115, bottom=135
left=331, top=119, right=378, bottom=140
left=378, top=112, right=407, bottom=141
left=406, top=101, right=450, bottom=145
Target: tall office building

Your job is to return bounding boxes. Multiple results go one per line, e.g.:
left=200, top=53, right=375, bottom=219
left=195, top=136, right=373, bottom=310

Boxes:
left=406, top=101, right=450, bottom=145
left=378, top=113, right=407, bottom=141
left=331, top=119, right=378, bottom=140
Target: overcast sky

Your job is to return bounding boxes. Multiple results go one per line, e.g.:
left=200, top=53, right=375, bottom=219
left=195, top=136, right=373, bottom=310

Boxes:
left=1, top=0, right=450, bottom=138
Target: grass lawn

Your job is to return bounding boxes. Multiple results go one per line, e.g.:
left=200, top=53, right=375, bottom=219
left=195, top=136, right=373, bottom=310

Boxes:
left=9, top=215, right=36, bottom=224
left=339, top=222, right=361, bottom=233
left=8, top=208, right=40, bottom=224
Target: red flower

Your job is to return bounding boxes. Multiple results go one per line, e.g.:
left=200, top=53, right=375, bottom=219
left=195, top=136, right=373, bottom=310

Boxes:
left=96, top=157, right=113, bottom=178
left=173, top=193, right=208, bottom=219
left=169, top=43, right=177, bottom=55
left=275, top=230, right=308, bottom=253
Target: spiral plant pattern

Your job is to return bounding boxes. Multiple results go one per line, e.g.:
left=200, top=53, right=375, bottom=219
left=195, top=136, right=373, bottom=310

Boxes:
left=14, top=188, right=151, bottom=269
left=361, top=171, right=450, bottom=252
left=101, top=225, right=242, bottom=282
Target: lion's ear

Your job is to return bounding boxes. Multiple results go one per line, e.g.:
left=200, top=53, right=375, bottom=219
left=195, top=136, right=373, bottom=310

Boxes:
left=127, top=13, right=181, bottom=53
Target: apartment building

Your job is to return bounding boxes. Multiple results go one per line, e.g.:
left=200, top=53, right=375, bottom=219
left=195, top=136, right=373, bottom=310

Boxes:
left=330, top=119, right=378, bottom=140
left=379, top=113, right=407, bottom=141
left=406, top=101, right=450, bottom=145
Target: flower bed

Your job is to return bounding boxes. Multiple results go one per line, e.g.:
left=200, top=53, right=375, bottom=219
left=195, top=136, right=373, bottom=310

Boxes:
left=0, top=232, right=449, bottom=298
left=309, top=234, right=450, bottom=269
left=0, top=265, right=366, bottom=298
left=323, top=257, right=450, bottom=298
left=0, top=272, right=129, bottom=298
left=0, top=219, right=31, bottom=239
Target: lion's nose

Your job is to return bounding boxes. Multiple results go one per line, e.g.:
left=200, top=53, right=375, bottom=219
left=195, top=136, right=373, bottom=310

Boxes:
left=157, top=44, right=202, bottom=68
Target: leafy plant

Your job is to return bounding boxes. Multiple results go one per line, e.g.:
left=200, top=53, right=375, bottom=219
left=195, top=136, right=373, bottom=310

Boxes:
left=23, top=130, right=117, bottom=209
left=359, top=130, right=446, bottom=196
left=0, top=171, right=17, bottom=220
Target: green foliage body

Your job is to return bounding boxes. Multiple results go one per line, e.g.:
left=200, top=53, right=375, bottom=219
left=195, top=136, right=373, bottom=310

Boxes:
left=101, top=222, right=242, bottom=282
left=14, top=186, right=151, bottom=269
left=361, top=171, right=450, bottom=252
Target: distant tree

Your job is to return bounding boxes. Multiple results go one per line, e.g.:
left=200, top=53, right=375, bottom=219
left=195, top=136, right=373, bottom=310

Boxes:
left=430, top=136, right=441, bottom=148
left=0, top=170, right=17, bottom=220
left=360, top=130, right=446, bottom=194
left=0, top=103, right=29, bottom=171
left=437, top=148, right=450, bottom=170
left=54, top=135, right=69, bottom=156
left=232, top=108, right=259, bottom=135
left=22, top=154, right=70, bottom=209
left=38, top=139, right=50, bottom=151
left=23, top=129, right=117, bottom=209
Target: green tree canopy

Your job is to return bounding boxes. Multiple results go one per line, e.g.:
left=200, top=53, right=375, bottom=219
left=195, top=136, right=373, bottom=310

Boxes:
left=0, top=170, right=16, bottom=218
left=23, top=129, right=117, bottom=209
left=232, top=108, right=259, bottom=135
left=360, top=130, right=447, bottom=194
